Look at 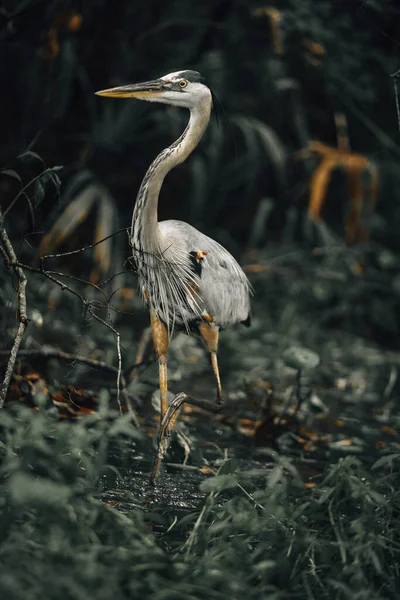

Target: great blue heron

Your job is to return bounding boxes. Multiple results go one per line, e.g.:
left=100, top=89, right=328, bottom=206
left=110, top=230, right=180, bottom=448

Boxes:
left=96, top=70, right=252, bottom=479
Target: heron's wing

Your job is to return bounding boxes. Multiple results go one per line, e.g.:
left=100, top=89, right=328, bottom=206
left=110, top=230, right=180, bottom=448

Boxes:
left=194, top=238, right=251, bottom=328
left=160, top=219, right=251, bottom=329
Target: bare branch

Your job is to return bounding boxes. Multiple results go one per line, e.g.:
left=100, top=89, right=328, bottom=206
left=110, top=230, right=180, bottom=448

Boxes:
left=1, top=252, right=140, bottom=424
left=0, top=208, right=29, bottom=408
left=39, top=227, right=130, bottom=262
left=0, top=347, right=122, bottom=375
left=0, top=347, right=146, bottom=423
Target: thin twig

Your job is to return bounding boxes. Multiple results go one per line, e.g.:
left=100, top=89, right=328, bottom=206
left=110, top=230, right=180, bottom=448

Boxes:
left=391, top=70, right=400, bottom=134
left=3, top=258, right=139, bottom=424
left=0, top=347, right=141, bottom=377
left=92, top=310, right=123, bottom=414
left=341, top=93, right=400, bottom=157
left=97, top=269, right=134, bottom=287
left=0, top=208, right=28, bottom=408
left=2, top=170, right=49, bottom=220
left=40, top=227, right=129, bottom=262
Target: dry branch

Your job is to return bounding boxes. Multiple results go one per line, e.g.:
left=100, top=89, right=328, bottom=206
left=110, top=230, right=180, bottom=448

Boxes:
left=0, top=223, right=140, bottom=422
left=0, top=207, right=28, bottom=408
left=5, top=258, right=139, bottom=424
left=0, top=347, right=146, bottom=421
left=0, top=347, right=142, bottom=377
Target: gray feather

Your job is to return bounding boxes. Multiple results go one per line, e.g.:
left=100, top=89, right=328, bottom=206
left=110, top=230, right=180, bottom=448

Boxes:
left=159, top=220, right=251, bottom=329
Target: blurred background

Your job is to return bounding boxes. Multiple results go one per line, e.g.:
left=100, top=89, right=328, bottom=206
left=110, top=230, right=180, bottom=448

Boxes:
left=1, top=0, right=399, bottom=248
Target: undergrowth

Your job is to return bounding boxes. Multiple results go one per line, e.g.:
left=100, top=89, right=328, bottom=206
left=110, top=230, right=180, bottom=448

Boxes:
left=0, top=403, right=399, bottom=600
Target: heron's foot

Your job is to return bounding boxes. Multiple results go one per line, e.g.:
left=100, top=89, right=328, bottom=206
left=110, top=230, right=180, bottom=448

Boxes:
left=150, top=436, right=168, bottom=483
left=150, top=392, right=188, bottom=482
left=150, top=392, right=226, bottom=482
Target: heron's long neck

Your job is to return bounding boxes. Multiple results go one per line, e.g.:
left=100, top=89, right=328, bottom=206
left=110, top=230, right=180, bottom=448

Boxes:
left=131, top=101, right=211, bottom=253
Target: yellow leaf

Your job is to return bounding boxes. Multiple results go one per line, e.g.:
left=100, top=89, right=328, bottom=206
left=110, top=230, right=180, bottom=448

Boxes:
left=308, top=157, right=338, bottom=220
left=254, top=7, right=284, bottom=54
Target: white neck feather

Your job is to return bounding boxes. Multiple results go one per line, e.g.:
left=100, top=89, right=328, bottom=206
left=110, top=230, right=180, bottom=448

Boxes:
left=130, top=99, right=212, bottom=253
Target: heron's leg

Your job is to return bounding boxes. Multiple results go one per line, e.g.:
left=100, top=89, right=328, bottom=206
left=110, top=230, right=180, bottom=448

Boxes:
left=153, top=327, right=225, bottom=482
left=150, top=311, right=169, bottom=418
left=150, top=311, right=170, bottom=482
left=198, top=321, right=223, bottom=407
left=154, top=391, right=226, bottom=475
left=164, top=321, right=222, bottom=438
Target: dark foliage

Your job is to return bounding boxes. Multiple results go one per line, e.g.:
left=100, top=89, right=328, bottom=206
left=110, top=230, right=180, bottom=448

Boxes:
left=1, top=0, right=400, bottom=598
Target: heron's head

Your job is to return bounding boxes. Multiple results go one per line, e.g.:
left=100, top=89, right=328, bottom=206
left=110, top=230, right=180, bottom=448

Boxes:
left=95, top=70, right=211, bottom=110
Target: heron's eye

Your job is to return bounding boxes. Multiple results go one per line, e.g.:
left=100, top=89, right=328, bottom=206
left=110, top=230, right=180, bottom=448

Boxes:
left=178, top=79, right=188, bottom=89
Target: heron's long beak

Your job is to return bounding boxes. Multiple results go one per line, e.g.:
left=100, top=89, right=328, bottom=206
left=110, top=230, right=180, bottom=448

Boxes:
left=95, top=79, right=164, bottom=99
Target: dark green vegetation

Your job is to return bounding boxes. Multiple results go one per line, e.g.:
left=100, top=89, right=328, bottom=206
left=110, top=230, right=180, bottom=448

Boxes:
left=1, top=400, right=400, bottom=600
left=1, top=1, right=400, bottom=598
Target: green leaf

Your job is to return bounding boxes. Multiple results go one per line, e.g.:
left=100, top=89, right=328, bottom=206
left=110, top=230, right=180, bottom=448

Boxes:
left=282, top=346, right=320, bottom=370
left=41, top=168, right=62, bottom=191
left=18, top=150, right=45, bottom=164
left=9, top=472, right=72, bottom=506
left=108, top=416, right=144, bottom=439
left=0, top=169, right=22, bottom=183
left=34, top=178, right=45, bottom=206
left=177, top=513, right=201, bottom=528
left=372, top=453, right=400, bottom=470
left=267, top=466, right=283, bottom=488
left=199, top=474, right=238, bottom=493
left=217, top=458, right=238, bottom=475
left=253, top=560, right=276, bottom=572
